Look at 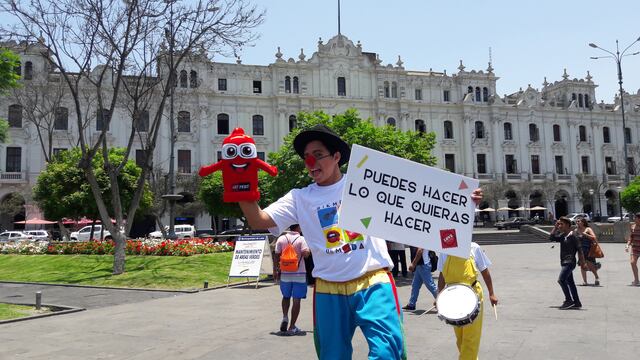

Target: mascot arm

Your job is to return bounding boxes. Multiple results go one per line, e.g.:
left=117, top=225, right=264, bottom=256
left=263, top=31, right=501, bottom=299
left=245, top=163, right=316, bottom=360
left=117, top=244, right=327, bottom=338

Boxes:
left=198, top=161, right=223, bottom=177
left=255, top=159, right=278, bottom=177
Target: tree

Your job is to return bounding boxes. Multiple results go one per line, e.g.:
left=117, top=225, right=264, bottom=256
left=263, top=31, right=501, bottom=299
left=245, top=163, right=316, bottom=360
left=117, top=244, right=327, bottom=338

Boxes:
left=481, top=181, right=511, bottom=209
left=33, top=147, right=153, bottom=231
left=539, top=179, right=559, bottom=217
left=575, top=174, right=598, bottom=212
left=0, top=48, right=20, bottom=143
left=263, top=109, right=437, bottom=202
left=2, top=0, right=264, bottom=274
left=621, top=177, right=640, bottom=215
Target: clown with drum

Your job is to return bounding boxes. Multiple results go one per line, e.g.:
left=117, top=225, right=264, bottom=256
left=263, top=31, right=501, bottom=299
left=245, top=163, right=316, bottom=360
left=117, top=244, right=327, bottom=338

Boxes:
left=437, top=241, right=498, bottom=360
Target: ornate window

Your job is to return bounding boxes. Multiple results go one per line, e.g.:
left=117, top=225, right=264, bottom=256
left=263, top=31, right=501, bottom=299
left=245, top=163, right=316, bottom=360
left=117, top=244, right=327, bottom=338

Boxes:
left=217, top=113, right=230, bottom=134
left=179, top=70, right=188, bottom=88
left=293, top=76, right=299, bottom=94
left=289, top=115, right=297, bottom=132
left=285, top=76, right=291, bottom=93
left=54, top=107, right=68, bottom=130
left=504, top=122, right=513, bottom=140
left=8, top=104, right=22, bottom=128
left=337, top=77, right=346, bottom=96
left=415, top=119, right=426, bottom=134
left=190, top=70, right=198, bottom=88
left=474, top=121, right=485, bottom=139
left=387, top=117, right=396, bottom=127
left=24, top=61, right=33, bottom=80
left=252, top=114, right=264, bottom=135
left=603, top=126, right=611, bottom=143
left=444, top=120, right=453, bottom=139
left=134, top=110, right=149, bottom=132
left=553, top=124, right=561, bottom=142
left=96, top=108, right=110, bottom=131
left=177, top=111, right=190, bottom=133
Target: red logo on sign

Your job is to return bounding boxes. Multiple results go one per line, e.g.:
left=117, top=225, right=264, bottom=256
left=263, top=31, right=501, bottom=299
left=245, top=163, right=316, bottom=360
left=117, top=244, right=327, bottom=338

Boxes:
left=440, top=229, right=458, bottom=248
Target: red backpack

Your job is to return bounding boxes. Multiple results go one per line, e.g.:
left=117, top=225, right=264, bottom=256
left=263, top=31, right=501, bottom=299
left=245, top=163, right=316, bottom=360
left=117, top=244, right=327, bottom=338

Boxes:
left=279, top=236, right=300, bottom=272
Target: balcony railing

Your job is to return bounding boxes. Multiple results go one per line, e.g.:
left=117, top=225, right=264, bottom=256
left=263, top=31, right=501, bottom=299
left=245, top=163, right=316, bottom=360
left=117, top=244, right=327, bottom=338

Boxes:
left=0, top=172, right=26, bottom=183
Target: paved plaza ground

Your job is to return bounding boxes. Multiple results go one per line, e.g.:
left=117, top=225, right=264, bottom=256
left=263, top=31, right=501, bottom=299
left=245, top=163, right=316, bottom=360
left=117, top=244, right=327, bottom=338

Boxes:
left=1, top=242, right=639, bottom=359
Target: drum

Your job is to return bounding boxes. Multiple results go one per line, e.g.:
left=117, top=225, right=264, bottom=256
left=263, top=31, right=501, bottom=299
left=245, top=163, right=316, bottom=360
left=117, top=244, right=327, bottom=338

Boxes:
left=436, top=283, right=481, bottom=326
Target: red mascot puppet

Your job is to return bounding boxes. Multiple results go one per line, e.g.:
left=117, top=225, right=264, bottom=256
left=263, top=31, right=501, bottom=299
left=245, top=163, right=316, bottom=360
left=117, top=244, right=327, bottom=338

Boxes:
left=198, top=128, right=278, bottom=202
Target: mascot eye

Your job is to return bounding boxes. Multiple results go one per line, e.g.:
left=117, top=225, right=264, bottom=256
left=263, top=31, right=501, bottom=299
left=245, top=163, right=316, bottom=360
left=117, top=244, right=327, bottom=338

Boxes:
left=239, top=143, right=257, bottom=158
left=222, top=144, right=238, bottom=159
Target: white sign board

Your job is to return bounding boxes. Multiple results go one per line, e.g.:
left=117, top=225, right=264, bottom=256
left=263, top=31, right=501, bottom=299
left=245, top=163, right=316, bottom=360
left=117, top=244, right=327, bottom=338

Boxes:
left=229, top=236, right=269, bottom=277
left=337, top=145, right=479, bottom=258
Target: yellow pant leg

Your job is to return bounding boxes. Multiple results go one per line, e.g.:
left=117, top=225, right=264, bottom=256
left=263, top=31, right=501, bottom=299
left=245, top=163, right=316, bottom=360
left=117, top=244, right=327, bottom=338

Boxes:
left=453, top=302, right=483, bottom=360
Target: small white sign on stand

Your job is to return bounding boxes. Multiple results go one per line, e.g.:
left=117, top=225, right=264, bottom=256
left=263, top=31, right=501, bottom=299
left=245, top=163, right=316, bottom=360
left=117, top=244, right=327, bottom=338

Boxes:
left=228, top=235, right=272, bottom=288
left=338, top=145, right=479, bottom=258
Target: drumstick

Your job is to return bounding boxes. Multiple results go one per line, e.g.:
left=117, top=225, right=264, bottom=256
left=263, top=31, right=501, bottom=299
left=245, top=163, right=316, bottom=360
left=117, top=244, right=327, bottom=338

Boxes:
left=420, top=305, right=437, bottom=316
left=492, top=304, right=498, bottom=320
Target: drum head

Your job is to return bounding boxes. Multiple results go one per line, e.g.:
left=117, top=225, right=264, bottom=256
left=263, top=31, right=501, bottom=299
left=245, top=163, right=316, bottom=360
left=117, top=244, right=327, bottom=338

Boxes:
left=436, top=284, right=478, bottom=321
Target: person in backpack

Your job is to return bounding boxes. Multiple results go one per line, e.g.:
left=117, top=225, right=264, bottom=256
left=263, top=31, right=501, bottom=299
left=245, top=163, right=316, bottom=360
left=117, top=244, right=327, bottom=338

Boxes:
left=274, top=224, right=310, bottom=335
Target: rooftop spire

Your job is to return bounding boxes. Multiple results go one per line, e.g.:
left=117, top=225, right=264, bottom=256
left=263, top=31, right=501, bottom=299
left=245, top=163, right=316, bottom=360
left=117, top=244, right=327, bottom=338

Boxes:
left=338, top=0, right=341, bottom=35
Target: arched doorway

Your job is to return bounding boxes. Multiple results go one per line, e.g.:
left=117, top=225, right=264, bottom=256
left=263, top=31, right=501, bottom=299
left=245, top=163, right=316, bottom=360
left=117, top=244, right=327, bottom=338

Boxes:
left=554, top=190, right=569, bottom=218
left=604, top=189, right=620, bottom=216
left=0, top=193, right=26, bottom=231
left=529, top=190, right=545, bottom=220
left=505, top=189, right=521, bottom=219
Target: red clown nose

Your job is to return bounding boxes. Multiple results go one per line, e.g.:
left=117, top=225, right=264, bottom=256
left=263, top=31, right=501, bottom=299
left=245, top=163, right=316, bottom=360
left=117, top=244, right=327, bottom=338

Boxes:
left=304, top=155, right=317, bottom=167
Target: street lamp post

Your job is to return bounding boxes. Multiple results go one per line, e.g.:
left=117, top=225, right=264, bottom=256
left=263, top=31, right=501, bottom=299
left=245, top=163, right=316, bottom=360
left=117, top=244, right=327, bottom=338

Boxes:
left=588, top=189, right=595, bottom=219
left=162, top=0, right=182, bottom=240
left=589, top=37, right=640, bottom=187
left=616, top=185, right=623, bottom=218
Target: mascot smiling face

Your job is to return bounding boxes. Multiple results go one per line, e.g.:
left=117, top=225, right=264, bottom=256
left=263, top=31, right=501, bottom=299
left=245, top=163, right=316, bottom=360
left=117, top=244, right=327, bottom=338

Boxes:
left=198, top=127, right=278, bottom=202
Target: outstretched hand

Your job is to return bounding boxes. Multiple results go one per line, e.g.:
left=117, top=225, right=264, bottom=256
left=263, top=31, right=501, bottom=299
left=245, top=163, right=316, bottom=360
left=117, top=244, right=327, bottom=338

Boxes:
left=471, top=188, right=483, bottom=206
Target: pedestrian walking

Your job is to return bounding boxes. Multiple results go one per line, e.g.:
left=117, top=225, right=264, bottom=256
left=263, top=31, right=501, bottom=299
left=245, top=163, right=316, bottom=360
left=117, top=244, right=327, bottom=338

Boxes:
left=574, top=218, right=600, bottom=286
left=549, top=217, right=586, bottom=309
left=274, top=224, right=310, bottom=335
left=625, top=212, right=640, bottom=286
left=402, top=246, right=437, bottom=311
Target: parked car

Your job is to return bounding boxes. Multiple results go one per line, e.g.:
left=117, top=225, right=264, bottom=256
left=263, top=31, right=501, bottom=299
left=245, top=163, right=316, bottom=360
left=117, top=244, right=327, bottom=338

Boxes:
left=495, top=217, right=534, bottom=230
left=566, top=213, right=590, bottom=224
left=0, top=231, right=33, bottom=242
left=607, top=213, right=632, bottom=223
left=70, top=225, right=112, bottom=241
left=23, top=230, right=52, bottom=241
left=148, top=224, right=196, bottom=239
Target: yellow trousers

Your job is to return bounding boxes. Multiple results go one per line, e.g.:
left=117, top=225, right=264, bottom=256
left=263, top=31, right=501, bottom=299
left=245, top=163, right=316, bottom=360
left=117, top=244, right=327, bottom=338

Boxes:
left=453, top=301, right=483, bottom=360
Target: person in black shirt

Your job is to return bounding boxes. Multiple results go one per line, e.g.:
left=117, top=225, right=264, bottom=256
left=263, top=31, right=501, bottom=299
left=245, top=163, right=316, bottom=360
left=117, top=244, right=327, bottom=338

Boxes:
left=549, top=217, right=586, bottom=309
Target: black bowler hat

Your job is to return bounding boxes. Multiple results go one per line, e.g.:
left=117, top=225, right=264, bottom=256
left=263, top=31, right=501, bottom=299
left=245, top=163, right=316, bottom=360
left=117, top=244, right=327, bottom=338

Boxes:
left=293, top=124, right=351, bottom=166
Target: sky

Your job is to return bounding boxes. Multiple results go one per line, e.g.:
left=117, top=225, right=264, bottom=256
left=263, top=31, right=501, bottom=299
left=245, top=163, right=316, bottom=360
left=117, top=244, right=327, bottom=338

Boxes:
left=214, top=0, right=640, bottom=103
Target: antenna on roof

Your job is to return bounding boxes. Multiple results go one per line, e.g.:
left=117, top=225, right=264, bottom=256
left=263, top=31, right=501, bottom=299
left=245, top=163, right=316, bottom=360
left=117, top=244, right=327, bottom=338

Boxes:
left=489, top=47, right=492, bottom=65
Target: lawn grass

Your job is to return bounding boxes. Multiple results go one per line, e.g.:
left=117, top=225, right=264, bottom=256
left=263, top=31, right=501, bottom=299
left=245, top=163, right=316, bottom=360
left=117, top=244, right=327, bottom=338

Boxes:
left=0, top=253, right=250, bottom=290
left=0, top=303, right=50, bottom=321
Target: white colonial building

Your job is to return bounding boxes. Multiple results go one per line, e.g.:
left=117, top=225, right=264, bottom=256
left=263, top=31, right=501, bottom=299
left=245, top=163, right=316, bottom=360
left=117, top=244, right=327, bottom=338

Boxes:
left=2, top=33, right=640, bottom=231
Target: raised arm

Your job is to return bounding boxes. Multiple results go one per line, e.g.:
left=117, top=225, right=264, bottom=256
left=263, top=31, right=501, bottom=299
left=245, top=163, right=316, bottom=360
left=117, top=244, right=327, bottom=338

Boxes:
left=239, top=201, right=277, bottom=229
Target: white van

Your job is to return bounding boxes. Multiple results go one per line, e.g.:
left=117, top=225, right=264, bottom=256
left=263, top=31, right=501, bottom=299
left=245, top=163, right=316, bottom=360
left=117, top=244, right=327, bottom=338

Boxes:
left=70, top=225, right=112, bottom=241
left=148, top=225, right=196, bottom=239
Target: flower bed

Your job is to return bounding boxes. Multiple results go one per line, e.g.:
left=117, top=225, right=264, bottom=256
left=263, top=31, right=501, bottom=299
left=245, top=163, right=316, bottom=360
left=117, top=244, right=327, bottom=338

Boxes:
left=0, top=239, right=234, bottom=256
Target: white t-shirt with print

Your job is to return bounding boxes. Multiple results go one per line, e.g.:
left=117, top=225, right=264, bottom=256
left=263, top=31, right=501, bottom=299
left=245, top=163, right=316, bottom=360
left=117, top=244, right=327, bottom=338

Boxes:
left=264, top=176, right=393, bottom=282
left=275, top=231, right=308, bottom=273
left=436, top=242, right=491, bottom=272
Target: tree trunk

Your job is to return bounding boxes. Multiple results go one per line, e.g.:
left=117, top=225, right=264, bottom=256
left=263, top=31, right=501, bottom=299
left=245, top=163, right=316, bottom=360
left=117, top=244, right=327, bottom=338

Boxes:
left=112, top=232, right=126, bottom=275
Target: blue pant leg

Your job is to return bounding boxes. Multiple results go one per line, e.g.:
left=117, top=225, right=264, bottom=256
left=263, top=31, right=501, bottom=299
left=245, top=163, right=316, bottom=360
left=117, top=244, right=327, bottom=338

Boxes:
left=353, top=282, right=406, bottom=360
left=408, top=266, right=424, bottom=306
left=314, top=292, right=356, bottom=360
left=417, top=265, right=438, bottom=298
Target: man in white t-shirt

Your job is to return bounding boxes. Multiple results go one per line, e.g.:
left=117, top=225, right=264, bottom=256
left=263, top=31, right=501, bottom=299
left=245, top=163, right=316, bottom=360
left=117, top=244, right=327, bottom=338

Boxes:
left=237, top=124, right=484, bottom=359
left=274, top=224, right=309, bottom=336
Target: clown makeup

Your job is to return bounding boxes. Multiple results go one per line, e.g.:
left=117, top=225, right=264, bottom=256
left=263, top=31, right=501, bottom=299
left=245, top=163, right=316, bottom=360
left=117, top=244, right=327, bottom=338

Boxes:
left=304, top=153, right=332, bottom=167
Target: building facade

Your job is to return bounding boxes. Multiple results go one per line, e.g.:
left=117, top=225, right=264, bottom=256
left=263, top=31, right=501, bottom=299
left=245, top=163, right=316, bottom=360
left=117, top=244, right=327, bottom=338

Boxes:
left=2, top=34, right=639, bottom=230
